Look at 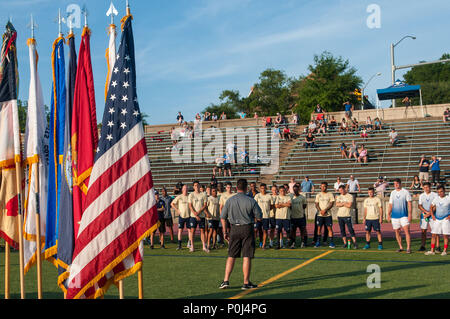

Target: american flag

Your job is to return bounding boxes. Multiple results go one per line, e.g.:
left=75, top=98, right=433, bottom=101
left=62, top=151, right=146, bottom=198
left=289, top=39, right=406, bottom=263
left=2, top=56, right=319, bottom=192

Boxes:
left=66, top=15, right=159, bottom=299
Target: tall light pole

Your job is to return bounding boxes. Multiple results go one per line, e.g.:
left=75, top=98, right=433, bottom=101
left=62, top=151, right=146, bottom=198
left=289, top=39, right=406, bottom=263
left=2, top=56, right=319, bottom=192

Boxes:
left=390, top=35, right=416, bottom=107
left=361, top=72, right=381, bottom=110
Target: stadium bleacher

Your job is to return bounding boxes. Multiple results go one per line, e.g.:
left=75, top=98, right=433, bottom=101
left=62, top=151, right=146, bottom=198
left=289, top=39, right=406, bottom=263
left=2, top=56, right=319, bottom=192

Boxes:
left=270, top=118, right=449, bottom=193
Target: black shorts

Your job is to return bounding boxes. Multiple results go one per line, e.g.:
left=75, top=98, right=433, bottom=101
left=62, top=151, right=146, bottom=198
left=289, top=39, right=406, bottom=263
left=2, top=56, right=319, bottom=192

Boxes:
left=275, top=219, right=291, bottom=232
left=158, top=219, right=166, bottom=233
left=224, top=163, right=231, bottom=170
left=208, top=219, right=220, bottom=230
left=178, top=217, right=190, bottom=229
left=262, top=218, right=276, bottom=231
left=254, top=220, right=263, bottom=230
left=228, top=224, right=255, bottom=258
left=165, top=218, right=173, bottom=227
left=291, top=217, right=307, bottom=229
left=316, top=215, right=333, bottom=227
left=365, top=220, right=381, bottom=232
left=189, top=217, right=206, bottom=229
left=338, top=216, right=355, bottom=237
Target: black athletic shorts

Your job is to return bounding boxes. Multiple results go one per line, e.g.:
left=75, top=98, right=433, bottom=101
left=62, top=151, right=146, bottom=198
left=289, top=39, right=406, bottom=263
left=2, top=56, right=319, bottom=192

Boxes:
left=228, top=224, right=255, bottom=258
left=316, top=215, right=333, bottom=227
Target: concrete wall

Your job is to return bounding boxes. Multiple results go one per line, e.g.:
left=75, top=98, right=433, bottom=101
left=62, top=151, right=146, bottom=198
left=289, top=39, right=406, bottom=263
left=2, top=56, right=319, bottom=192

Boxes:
left=312, top=103, right=450, bottom=122
left=304, top=196, right=422, bottom=222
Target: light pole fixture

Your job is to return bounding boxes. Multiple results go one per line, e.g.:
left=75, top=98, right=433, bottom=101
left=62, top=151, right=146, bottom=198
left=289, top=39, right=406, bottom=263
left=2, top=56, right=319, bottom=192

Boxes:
left=361, top=72, right=381, bottom=110
left=390, top=35, right=416, bottom=107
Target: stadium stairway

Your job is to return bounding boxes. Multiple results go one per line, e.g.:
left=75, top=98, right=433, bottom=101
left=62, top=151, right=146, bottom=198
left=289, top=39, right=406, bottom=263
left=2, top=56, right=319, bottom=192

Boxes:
left=270, top=118, right=450, bottom=194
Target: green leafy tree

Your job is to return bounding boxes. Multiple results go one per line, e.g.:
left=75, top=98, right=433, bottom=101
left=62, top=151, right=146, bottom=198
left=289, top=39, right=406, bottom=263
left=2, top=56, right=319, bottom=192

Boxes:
left=402, top=53, right=450, bottom=106
left=203, top=89, right=241, bottom=119
left=244, top=68, right=294, bottom=116
left=292, top=51, right=362, bottom=123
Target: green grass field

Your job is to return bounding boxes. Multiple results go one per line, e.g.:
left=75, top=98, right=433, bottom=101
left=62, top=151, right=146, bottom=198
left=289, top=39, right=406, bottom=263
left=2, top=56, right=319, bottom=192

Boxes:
left=1, top=235, right=450, bottom=299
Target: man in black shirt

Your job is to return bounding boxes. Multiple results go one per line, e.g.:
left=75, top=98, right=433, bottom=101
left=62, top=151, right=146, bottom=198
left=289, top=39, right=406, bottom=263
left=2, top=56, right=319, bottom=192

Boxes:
left=304, top=132, right=316, bottom=150
left=419, top=155, right=430, bottom=183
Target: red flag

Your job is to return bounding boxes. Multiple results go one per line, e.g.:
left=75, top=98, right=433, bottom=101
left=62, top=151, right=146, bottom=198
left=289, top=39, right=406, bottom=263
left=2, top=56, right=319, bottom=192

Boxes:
left=71, top=27, right=98, bottom=237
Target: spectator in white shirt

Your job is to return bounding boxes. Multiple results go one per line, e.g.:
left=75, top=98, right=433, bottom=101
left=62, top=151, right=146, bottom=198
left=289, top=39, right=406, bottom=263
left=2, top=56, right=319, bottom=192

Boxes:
left=346, top=175, right=361, bottom=193
left=334, top=177, right=344, bottom=193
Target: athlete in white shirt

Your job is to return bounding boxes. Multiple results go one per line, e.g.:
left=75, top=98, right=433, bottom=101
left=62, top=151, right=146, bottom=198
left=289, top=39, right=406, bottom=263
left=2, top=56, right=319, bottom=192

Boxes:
left=387, top=179, right=412, bottom=253
left=418, top=182, right=438, bottom=252
left=426, top=185, right=450, bottom=256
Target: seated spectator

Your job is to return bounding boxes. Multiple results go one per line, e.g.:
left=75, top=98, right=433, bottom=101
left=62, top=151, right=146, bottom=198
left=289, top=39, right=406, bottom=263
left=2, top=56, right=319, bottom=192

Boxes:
left=304, top=132, right=316, bottom=150
left=272, top=125, right=282, bottom=140
left=317, top=120, right=326, bottom=136
left=239, top=112, right=247, bottom=119
left=220, top=112, right=227, bottom=120
left=291, top=112, right=299, bottom=124
left=340, top=143, right=348, bottom=159
left=409, top=175, right=422, bottom=197
left=360, top=126, right=368, bottom=141
left=275, top=113, right=282, bottom=125
left=282, top=126, right=292, bottom=141
left=253, top=112, right=258, bottom=119
left=339, top=118, right=349, bottom=135
left=261, top=116, right=267, bottom=127
left=351, top=118, right=359, bottom=132
left=308, top=120, right=317, bottom=134
left=348, top=140, right=358, bottom=161
left=357, top=144, right=368, bottom=164
left=328, top=116, right=337, bottom=130
left=444, top=108, right=450, bottom=123
left=389, top=128, right=399, bottom=146
left=212, top=113, right=218, bottom=121
left=366, top=116, right=373, bottom=131
left=265, top=116, right=273, bottom=127
left=374, top=117, right=382, bottom=130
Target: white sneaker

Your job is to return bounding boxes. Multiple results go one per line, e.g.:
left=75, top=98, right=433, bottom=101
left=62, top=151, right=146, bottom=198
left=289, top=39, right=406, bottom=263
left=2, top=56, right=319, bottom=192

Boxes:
left=187, top=241, right=191, bottom=248
left=441, top=251, right=447, bottom=256
left=189, top=247, right=194, bottom=253
left=203, top=247, right=210, bottom=253
left=425, top=251, right=435, bottom=255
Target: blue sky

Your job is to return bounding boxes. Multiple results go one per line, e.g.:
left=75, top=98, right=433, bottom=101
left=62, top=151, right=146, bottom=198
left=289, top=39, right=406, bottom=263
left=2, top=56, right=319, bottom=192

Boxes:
left=2, top=0, right=449, bottom=125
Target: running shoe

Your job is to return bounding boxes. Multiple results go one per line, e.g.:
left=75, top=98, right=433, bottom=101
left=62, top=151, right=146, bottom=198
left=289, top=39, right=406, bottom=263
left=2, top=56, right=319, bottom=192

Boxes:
left=219, top=281, right=230, bottom=289
left=241, top=282, right=258, bottom=290
left=363, top=244, right=370, bottom=250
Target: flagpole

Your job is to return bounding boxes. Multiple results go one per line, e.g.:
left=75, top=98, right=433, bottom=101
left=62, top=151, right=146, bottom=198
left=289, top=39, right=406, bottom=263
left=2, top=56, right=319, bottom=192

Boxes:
left=29, top=14, right=43, bottom=300
left=34, top=164, right=43, bottom=299
left=4, top=243, right=9, bottom=299
left=15, top=161, right=26, bottom=299
left=138, top=268, right=143, bottom=299
left=118, top=279, right=124, bottom=299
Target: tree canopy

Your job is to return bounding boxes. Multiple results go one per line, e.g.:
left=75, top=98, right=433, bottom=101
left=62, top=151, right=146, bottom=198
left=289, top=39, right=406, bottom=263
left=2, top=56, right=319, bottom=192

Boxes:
left=203, top=51, right=363, bottom=124
left=402, top=53, right=450, bottom=106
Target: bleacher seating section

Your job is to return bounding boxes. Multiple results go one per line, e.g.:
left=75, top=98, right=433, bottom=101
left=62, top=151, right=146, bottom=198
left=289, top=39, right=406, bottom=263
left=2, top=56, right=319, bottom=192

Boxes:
left=271, top=118, right=450, bottom=194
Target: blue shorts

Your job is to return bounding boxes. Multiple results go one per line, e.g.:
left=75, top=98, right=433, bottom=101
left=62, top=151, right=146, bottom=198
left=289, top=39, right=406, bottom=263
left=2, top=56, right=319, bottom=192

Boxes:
left=275, top=219, right=291, bottom=232
left=316, top=216, right=333, bottom=227
left=254, top=220, right=263, bottom=230
left=262, top=218, right=276, bottom=231
left=190, top=217, right=206, bottom=230
left=178, top=217, right=191, bottom=230
left=208, top=219, right=220, bottom=230
left=291, top=217, right=307, bottom=229
left=365, top=219, right=381, bottom=232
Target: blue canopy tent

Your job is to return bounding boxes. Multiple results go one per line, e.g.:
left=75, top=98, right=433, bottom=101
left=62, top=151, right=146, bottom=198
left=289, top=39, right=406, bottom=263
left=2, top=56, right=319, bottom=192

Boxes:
left=377, top=80, right=423, bottom=105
